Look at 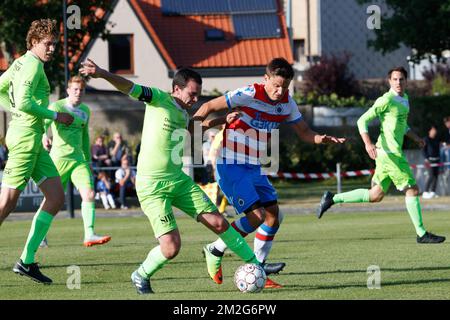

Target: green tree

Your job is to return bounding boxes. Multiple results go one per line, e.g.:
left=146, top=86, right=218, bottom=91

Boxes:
left=358, top=0, right=450, bottom=63
left=0, top=0, right=113, bottom=92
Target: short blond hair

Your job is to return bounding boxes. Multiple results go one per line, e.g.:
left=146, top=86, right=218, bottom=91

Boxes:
left=68, top=75, right=86, bottom=89
left=26, top=19, right=58, bottom=50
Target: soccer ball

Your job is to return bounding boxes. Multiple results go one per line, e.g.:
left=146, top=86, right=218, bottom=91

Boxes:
left=234, top=263, right=267, bottom=293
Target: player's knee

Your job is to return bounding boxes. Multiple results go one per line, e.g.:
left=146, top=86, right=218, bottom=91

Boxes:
left=370, top=192, right=384, bottom=202
left=247, top=211, right=265, bottom=228
left=0, top=201, right=15, bottom=223
left=84, top=189, right=95, bottom=202
left=46, top=192, right=65, bottom=211
left=405, top=186, right=419, bottom=197
left=206, top=213, right=229, bottom=233
left=0, top=200, right=14, bottom=215
left=161, top=242, right=181, bottom=259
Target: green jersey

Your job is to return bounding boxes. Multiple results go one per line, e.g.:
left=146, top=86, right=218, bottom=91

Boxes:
left=129, top=84, right=189, bottom=180
left=44, top=98, right=91, bottom=162
left=357, top=89, right=410, bottom=154
left=0, top=51, right=56, bottom=133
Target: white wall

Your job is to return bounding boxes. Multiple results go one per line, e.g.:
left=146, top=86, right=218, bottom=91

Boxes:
left=320, top=0, right=411, bottom=79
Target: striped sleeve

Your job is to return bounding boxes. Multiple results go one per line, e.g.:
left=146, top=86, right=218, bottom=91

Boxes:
left=285, top=98, right=303, bottom=124
left=224, top=85, right=255, bottom=110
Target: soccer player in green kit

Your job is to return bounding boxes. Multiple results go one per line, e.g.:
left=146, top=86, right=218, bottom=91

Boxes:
left=41, top=75, right=111, bottom=247
left=0, top=19, right=74, bottom=284
left=317, top=67, right=446, bottom=244
left=80, top=58, right=267, bottom=294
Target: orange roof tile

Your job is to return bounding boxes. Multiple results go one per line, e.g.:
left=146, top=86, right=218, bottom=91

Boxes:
left=129, top=0, right=293, bottom=69
left=0, top=51, right=7, bottom=71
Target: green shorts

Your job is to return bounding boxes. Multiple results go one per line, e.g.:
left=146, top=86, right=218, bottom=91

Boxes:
left=52, top=158, right=94, bottom=191
left=372, top=151, right=416, bottom=193
left=2, top=130, right=59, bottom=191
left=136, top=172, right=218, bottom=238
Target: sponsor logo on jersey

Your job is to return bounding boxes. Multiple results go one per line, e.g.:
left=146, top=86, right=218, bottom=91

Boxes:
left=249, top=112, right=280, bottom=131
left=160, top=212, right=175, bottom=224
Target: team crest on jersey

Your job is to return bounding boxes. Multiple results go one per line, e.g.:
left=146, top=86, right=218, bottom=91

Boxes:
left=73, top=109, right=88, bottom=121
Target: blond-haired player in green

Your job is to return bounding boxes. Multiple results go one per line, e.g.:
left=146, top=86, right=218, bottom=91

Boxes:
left=317, top=66, right=446, bottom=244
left=0, top=19, right=74, bottom=284
left=41, top=75, right=111, bottom=247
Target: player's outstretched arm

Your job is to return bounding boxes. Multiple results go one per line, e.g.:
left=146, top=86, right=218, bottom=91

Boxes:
left=290, top=119, right=346, bottom=144
left=201, top=111, right=241, bottom=128
left=406, top=130, right=426, bottom=148
left=80, top=58, right=133, bottom=95
left=192, top=96, right=229, bottom=124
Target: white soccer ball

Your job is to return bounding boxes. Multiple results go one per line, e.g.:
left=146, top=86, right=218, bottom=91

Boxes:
left=234, top=263, right=267, bottom=293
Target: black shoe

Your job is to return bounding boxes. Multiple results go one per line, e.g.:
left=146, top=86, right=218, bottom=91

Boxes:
left=12, top=260, right=52, bottom=284
left=417, top=232, right=446, bottom=244
left=317, top=191, right=335, bottom=219
left=262, top=262, right=286, bottom=275
left=131, top=270, right=154, bottom=294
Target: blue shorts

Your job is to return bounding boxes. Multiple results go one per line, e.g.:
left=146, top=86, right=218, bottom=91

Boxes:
left=216, top=162, right=277, bottom=214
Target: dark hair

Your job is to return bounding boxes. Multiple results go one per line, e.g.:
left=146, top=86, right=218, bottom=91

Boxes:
left=444, top=116, right=450, bottom=123
left=388, top=66, right=408, bottom=79
left=266, top=57, right=294, bottom=80
left=427, top=124, right=437, bottom=131
left=172, top=68, right=202, bottom=91
left=97, top=171, right=107, bottom=179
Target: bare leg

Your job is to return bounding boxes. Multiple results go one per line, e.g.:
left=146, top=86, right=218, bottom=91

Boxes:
left=0, top=187, right=22, bottom=225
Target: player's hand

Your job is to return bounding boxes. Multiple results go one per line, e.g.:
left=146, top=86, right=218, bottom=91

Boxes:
left=42, top=135, right=51, bottom=151
left=56, top=112, right=74, bottom=126
left=416, top=138, right=426, bottom=149
left=226, top=111, right=241, bottom=124
left=80, top=58, right=102, bottom=78
left=365, top=143, right=377, bottom=160
left=320, top=135, right=346, bottom=144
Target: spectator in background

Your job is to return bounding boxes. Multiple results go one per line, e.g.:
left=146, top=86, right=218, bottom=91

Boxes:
left=423, top=125, right=441, bottom=199
left=96, top=171, right=116, bottom=209
left=115, top=155, right=136, bottom=209
left=91, top=135, right=112, bottom=168
left=134, top=141, right=140, bottom=166
left=201, top=129, right=217, bottom=184
left=108, top=132, right=131, bottom=166
left=443, top=116, right=450, bottom=144
left=0, top=136, right=8, bottom=170
left=209, top=124, right=233, bottom=218
left=441, top=116, right=450, bottom=166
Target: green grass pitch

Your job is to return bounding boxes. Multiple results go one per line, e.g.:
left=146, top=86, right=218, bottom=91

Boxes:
left=0, top=211, right=449, bottom=299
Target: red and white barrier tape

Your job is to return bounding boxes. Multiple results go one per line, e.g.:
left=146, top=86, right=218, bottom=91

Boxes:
left=269, top=161, right=450, bottom=180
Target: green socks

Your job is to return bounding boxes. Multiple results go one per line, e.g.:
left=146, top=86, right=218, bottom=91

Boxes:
left=405, top=196, right=426, bottom=237
left=138, top=246, right=170, bottom=279
left=81, top=201, right=96, bottom=239
left=218, top=226, right=258, bottom=264
left=333, top=189, right=370, bottom=203
left=137, top=225, right=259, bottom=279
left=20, top=210, right=54, bottom=264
